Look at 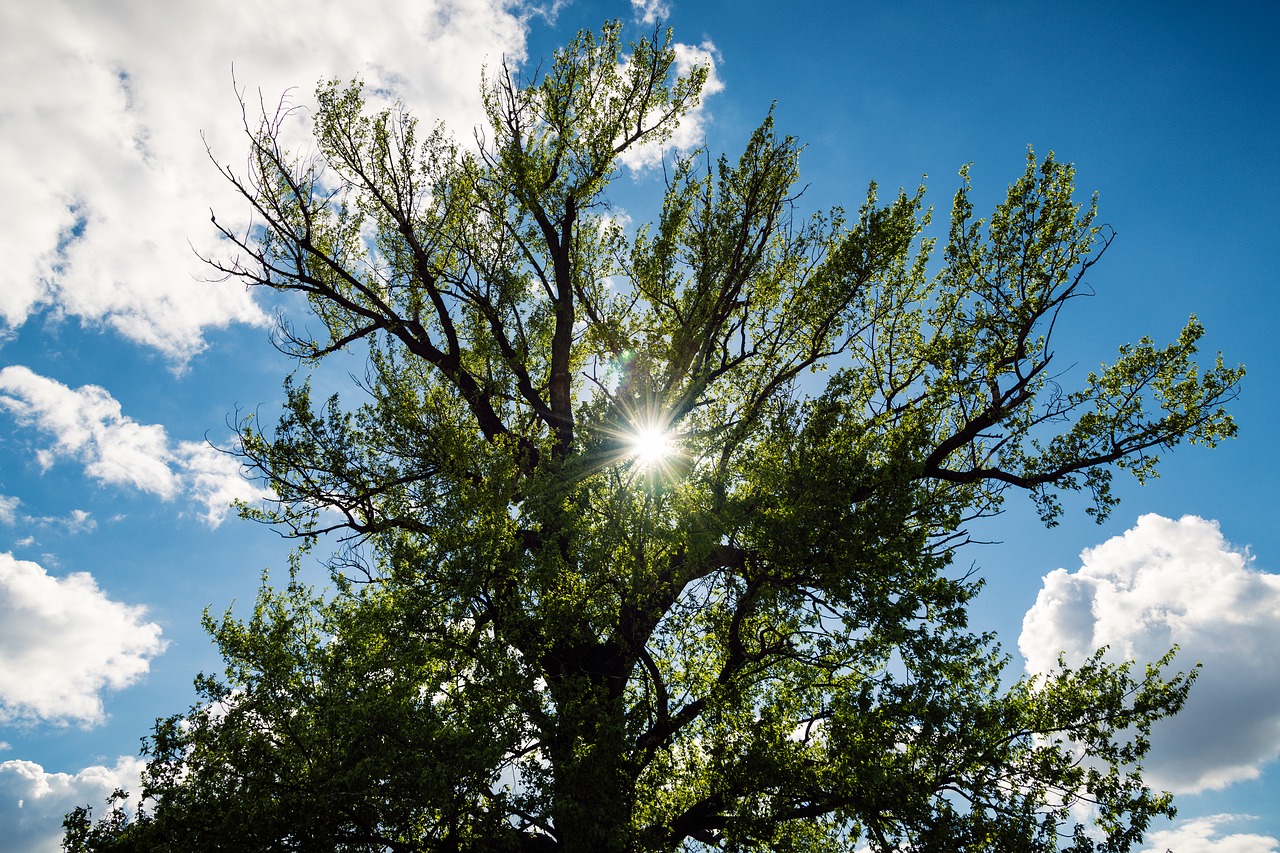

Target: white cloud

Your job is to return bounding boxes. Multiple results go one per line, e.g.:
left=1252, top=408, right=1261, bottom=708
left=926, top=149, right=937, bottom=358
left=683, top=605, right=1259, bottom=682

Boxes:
left=0, top=496, right=18, bottom=525
left=0, top=366, right=176, bottom=496
left=631, top=0, right=672, bottom=25
left=1141, top=814, right=1279, bottom=853
left=0, top=553, right=166, bottom=726
left=174, top=440, right=271, bottom=526
left=0, top=366, right=268, bottom=526
left=27, top=510, right=96, bottom=537
left=64, top=510, right=95, bottom=534
left=0, top=504, right=96, bottom=546
left=0, top=0, right=529, bottom=361
left=618, top=38, right=724, bottom=172
left=0, top=756, right=146, bottom=853
left=1020, top=514, right=1280, bottom=794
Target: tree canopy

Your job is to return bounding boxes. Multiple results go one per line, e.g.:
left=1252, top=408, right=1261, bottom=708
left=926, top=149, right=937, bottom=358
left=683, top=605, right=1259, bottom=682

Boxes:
left=66, top=23, right=1242, bottom=853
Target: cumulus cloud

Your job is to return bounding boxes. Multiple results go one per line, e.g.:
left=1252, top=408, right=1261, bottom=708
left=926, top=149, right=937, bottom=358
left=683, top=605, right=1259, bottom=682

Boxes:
left=0, top=553, right=166, bottom=726
left=0, top=366, right=268, bottom=526
left=1020, top=514, right=1280, bottom=794
left=0, top=0, right=529, bottom=361
left=0, top=756, right=145, bottom=853
left=1141, top=814, right=1279, bottom=853
left=174, top=439, right=270, bottom=526
left=0, top=367, right=178, bottom=497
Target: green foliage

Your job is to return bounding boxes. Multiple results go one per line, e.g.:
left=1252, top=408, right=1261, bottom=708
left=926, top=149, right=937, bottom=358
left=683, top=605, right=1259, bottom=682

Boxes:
left=70, top=22, right=1240, bottom=853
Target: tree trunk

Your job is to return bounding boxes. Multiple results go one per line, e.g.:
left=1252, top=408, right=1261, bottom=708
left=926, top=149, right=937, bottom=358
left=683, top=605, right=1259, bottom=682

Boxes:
left=546, top=657, right=635, bottom=853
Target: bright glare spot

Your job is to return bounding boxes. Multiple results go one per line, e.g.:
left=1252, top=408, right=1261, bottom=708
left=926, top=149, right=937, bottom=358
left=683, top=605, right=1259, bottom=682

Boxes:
left=630, top=426, right=674, bottom=469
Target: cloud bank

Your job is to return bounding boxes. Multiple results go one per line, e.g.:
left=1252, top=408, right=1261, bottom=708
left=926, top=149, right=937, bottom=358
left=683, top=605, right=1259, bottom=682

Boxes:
left=0, top=365, right=268, bottom=526
left=1020, top=514, right=1280, bottom=794
left=1141, top=815, right=1279, bottom=853
left=0, top=756, right=145, bottom=853
left=0, top=0, right=530, bottom=361
left=0, top=554, right=166, bottom=726
left=1, top=0, right=723, bottom=362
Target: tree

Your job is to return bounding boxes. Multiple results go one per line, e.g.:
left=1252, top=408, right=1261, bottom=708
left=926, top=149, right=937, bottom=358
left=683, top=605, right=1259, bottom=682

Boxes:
left=66, top=22, right=1242, bottom=853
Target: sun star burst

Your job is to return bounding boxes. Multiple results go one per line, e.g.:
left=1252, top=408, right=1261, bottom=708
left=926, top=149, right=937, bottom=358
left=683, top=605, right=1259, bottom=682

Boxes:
left=630, top=425, right=674, bottom=469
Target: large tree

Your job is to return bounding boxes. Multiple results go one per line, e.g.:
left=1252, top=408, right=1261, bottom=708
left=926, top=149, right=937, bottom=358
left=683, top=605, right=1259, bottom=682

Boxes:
left=66, top=23, right=1242, bottom=853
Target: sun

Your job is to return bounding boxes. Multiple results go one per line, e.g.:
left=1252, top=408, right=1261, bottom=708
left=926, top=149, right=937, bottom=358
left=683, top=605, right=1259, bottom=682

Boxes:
left=629, top=425, right=675, bottom=469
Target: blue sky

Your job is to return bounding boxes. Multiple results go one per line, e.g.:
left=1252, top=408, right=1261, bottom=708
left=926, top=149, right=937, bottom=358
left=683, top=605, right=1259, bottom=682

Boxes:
left=1, top=1, right=1276, bottom=850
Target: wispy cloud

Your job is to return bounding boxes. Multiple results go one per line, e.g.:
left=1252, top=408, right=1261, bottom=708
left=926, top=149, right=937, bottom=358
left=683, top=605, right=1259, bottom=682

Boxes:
left=0, top=366, right=268, bottom=526
left=0, top=496, right=17, bottom=526
left=0, top=553, right=166, bottom=726
left=630, top=0, right=672, bottom=25
left=0, top=0, right=529, bottom=362
left=1020, top=514, right=1280, bottom=794
left=0, top=756, right=145, bottom=853
left=0, top=498, right=96, bottom=544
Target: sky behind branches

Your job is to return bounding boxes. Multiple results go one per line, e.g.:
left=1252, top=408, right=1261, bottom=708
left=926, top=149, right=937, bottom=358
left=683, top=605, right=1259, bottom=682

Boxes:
left=1, top=1, right=1277, bottom=850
